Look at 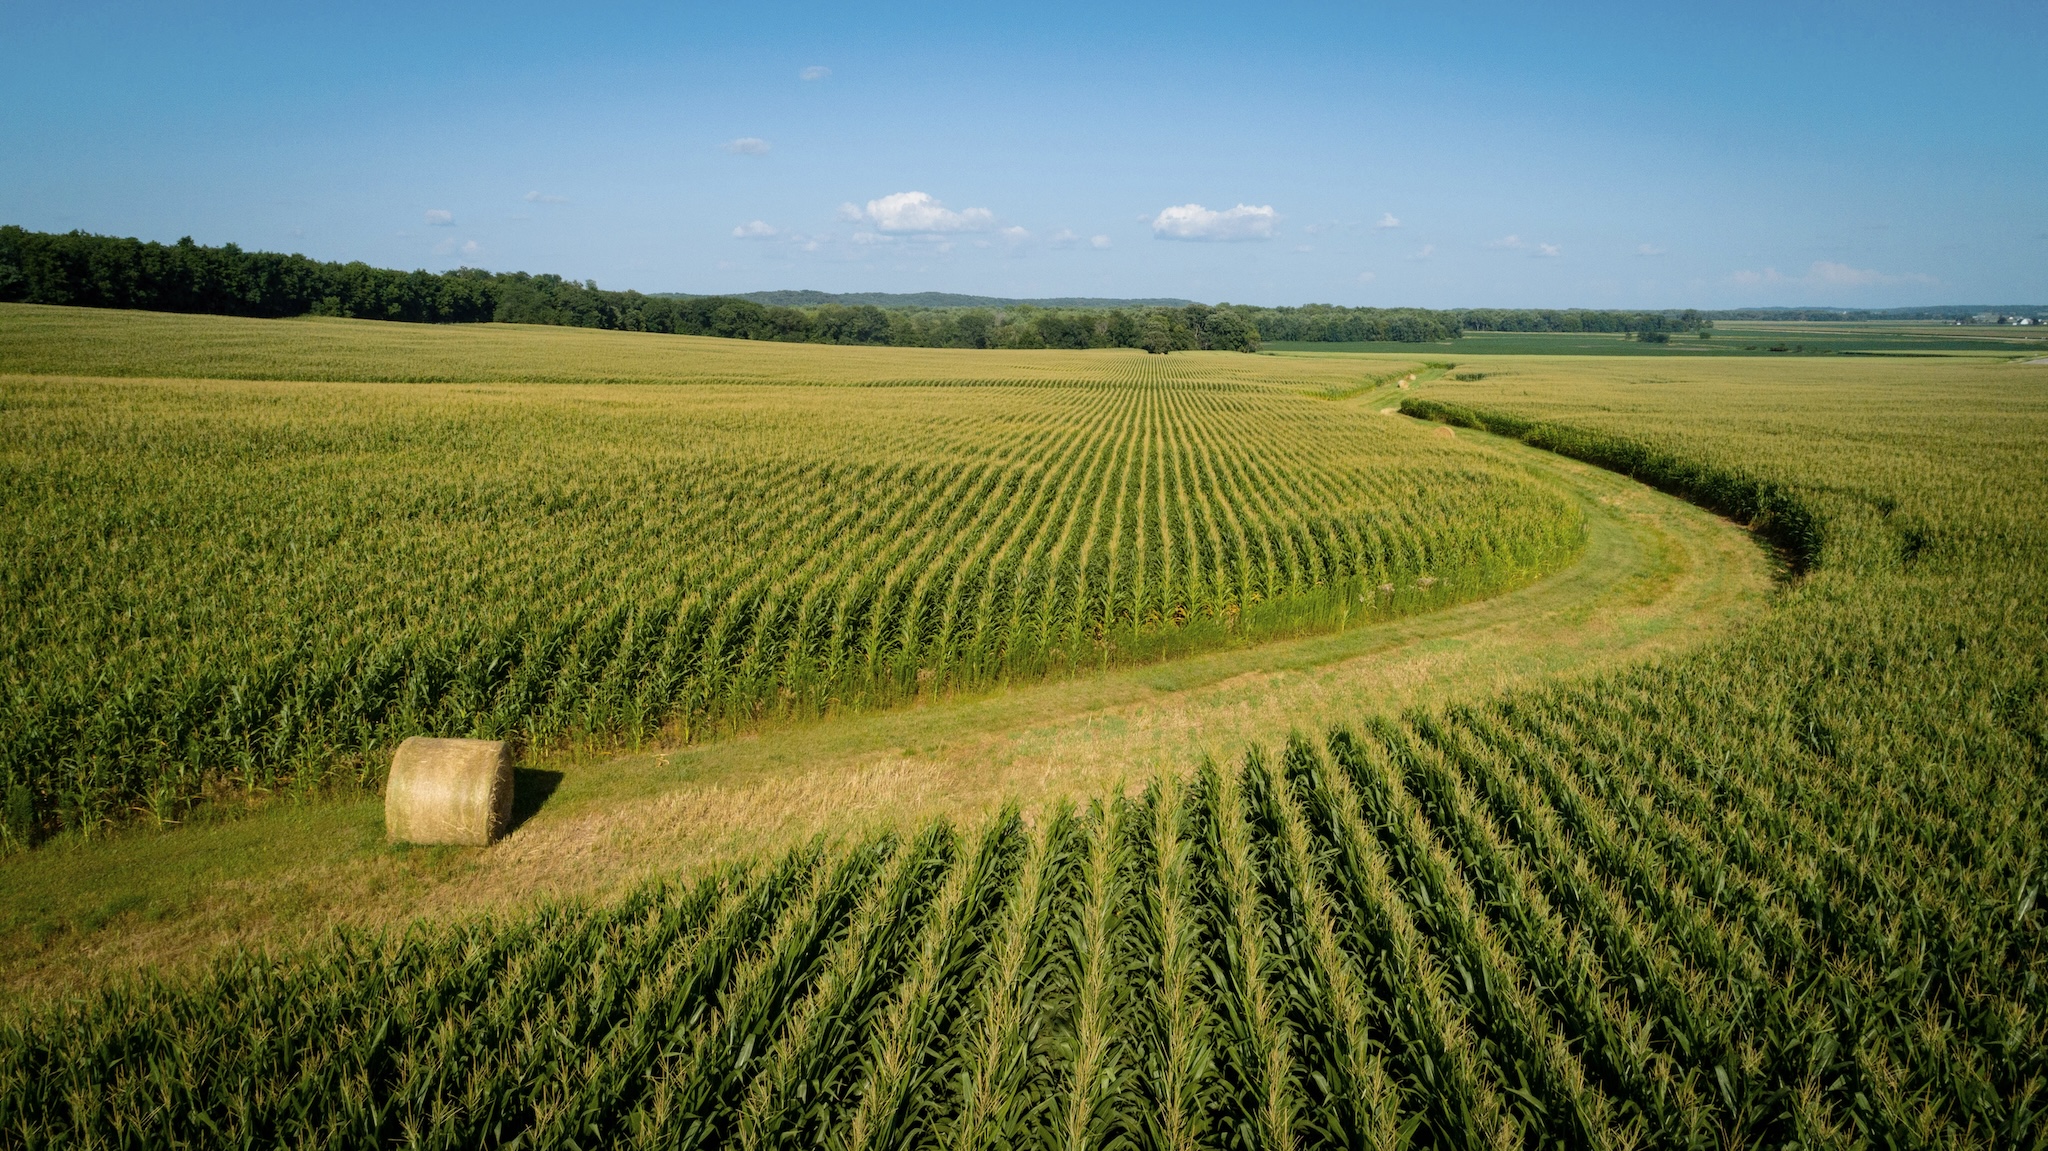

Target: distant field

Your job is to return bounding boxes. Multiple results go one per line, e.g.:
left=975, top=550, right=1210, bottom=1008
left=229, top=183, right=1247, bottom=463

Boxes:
left=0, top=303, right=1581, bottom=840
left=1267, top=320, right=2048, bottom=358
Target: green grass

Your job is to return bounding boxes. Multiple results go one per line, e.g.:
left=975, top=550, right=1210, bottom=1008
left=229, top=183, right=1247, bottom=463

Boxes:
left=0, top=304, right=1586, bottom=845
left=0, top=421, right=1765, bottom=997
left=3, top=321, right=2043, bottom=1147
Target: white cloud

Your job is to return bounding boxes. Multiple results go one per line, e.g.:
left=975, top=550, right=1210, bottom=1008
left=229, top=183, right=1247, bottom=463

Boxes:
left=460, top=240, right=480, bottom=256
left=732, top=219, right=779, bottom=239
left=1090, top=234, right=1112, bottom=249
left=724, top=137, right=771, bottom=155
left=524, top=191, right=569, bottom=204
left=1000, top=225, right=1030, bottom=241
left=1376, top=212, right=1401, bottom=229
left=1536, top=243, right=1561, bottom=258
left=1730, top=261, right=1936, bottom=288
left=836, top=202, right=865, bottom=222
left=1810, top=261, right=1882, bottom=285
left=1410, top=244, right=1435, bottom=260
left=1636, top=243, right=1666, bottom=256
left=1151, top=202, right=1277, bottom=242
left=1357, top=271, right=1377, bottom=282
left=860, top=191, right=995, bottom=234
left=425, top=209, right=454, bottom=227
left=1488, top=234, right=1525, bottom=250
left=800, top=65, right=830, bottom=81
left=1048, top=228, right=1080, bottom=248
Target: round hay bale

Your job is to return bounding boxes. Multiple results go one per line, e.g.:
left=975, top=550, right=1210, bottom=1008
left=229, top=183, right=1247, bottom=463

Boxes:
left=385, top=737, right=513, bottom=846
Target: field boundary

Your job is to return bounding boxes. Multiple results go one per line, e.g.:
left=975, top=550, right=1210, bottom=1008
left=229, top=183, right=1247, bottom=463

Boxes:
left=1398, top=397, right=1819, bottom=573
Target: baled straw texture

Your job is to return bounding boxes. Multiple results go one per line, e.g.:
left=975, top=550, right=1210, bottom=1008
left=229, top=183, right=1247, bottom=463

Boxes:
left=385, top=737, right=512, bottom=846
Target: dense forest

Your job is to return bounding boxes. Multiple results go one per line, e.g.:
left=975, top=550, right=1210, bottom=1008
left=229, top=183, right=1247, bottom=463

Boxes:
left=4, top=225, right=1722, bottom=351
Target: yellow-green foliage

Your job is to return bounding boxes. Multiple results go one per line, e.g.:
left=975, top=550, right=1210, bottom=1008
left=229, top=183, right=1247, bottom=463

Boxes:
left=0, top=304, right=1581, bottom=837
left=2, top=352, right=2044, bottom=1147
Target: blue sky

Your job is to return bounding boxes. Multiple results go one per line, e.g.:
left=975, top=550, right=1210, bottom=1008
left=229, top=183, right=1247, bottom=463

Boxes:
left=4, top=1, right=2041, bottom=307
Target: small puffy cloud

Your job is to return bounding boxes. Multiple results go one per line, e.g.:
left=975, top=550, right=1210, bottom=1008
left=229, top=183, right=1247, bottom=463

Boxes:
left=860, top=191, right=995, bottom=234
left=724, top=137, right=771, bottom=155
left=1636, top=243, right=1665, bottom=256
left=1048, top=228, right=1080, bottom=248
left=732, top=219, right=779, bottom=239
left=1808, top=260, right=1890, bottom=286
left=836, top=202, right=865, bottom=222
left=800, top=65, right=831, bottom=81
left=1000, top=225, right=1030, bottom=241
left=524, top=191, right=569, bottom=204
left=460, top=240, right=480, bottom=256
left=1536, top=243, right=1561, bottom=258
left=1376, top=212, right=1401, bottom=229
left=1151, top=202, right=1277, bottom=242
left=1488, top=234, right=1525, bottom=250
left=425, top=209, right=455, bottom=227
left=1090, top=234, right=1112, bottom=249
left=1410, top=244, right=1435, bottom=260
left=1808, top=260, right=1936, bottom=286
left=1731, top=261, right=1935, bottom=288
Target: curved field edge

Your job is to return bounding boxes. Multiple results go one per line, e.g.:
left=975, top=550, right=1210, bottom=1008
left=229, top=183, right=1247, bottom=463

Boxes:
left=1, top=357, right=1579, bottom=844
left=5, top=359, right=2040, bottom=1147
left=0, top=413, right=1771, bottom=998
left=1399, top=396, right=1819, bottom=573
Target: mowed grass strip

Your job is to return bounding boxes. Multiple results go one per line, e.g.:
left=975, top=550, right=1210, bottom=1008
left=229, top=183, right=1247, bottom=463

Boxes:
left=3, top=353, right=2039, bottom=1146
left=10, top=706, right=2038, bottom=1146
left=0, top=304, right=1582, bottom=840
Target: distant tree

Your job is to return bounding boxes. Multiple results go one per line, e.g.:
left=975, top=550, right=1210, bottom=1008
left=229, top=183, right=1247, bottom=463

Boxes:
left=1140, top=311, right=1197, bottom=354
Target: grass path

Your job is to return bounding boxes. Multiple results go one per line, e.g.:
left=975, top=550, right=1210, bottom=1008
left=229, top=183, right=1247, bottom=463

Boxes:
left=0, top=395, right=1772, bottom=1000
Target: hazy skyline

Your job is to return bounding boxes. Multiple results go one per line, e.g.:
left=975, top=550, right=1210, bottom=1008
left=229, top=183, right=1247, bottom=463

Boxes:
left=5, top=0, right=2041, bottom=308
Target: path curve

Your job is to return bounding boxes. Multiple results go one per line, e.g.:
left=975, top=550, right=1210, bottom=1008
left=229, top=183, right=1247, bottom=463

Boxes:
left=0, top=394, right=1772, bottom=997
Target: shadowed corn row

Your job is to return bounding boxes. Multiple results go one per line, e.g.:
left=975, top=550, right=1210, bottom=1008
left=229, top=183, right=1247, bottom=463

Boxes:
left=9, top=689, right=2038, bottom=1148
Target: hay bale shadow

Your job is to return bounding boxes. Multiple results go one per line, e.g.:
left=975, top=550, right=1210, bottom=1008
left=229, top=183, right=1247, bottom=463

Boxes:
left=506, top=768, right=564, bottom=835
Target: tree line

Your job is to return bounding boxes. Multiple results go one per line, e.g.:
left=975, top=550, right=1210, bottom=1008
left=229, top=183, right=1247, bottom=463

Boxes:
left=2, top=225, right=1715, bottom=352
left=1451, top=307, right=1710, bottom=336
left=0, top=227, right=1264, bottom=352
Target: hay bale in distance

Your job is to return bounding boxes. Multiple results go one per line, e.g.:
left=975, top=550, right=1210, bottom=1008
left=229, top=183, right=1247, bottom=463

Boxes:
left=386, top=737, right=513, bottom=846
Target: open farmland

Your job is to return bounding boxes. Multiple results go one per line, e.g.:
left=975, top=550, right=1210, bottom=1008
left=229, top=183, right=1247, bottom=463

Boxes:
left=0, top=303, right=1583, bottom=842
left=1266, top=319, right=2048, bottom=359
left=3, top=314, right=2044, bottom=1147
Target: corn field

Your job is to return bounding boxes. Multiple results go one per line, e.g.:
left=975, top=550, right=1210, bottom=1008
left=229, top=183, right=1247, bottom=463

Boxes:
left=6, top=691, right=2041, bottom=1148
left=0, top=314, right=1581, bottom=840
left=3, top=315, right=2043, bottom=1148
